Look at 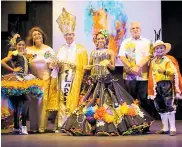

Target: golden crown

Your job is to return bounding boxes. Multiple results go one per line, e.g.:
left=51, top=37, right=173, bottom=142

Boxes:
left=56, top=8, right=76, bottom=35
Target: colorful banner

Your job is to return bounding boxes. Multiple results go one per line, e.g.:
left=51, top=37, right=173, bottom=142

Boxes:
left=53, top=1, right=161, bottom=66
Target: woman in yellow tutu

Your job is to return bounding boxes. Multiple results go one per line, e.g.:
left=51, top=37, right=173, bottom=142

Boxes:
left=1, top=34, right=43, bottom=135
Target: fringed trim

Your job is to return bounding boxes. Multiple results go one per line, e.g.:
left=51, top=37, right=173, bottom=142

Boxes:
left=166, top=56, right=181, bottom=96
left=150, top=59, right=157, bottom=100
left=148, top=95, right=156, bottom=100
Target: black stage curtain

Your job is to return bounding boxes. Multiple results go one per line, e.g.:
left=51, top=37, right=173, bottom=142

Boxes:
left=1, top=1, right=52, bottom=75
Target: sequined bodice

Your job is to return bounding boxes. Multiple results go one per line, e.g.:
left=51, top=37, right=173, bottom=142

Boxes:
left=91, top=49, right=111, bottom=76
left=26, top=47, right=53, bottom=80
left=12, top=55, right=28, bottom=74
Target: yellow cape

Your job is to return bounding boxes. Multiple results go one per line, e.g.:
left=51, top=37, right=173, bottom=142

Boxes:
left=46, top=44, right=88, bottom=113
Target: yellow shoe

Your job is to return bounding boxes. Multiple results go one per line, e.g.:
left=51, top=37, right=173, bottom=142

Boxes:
left=38, top=129, right=45, bottom=133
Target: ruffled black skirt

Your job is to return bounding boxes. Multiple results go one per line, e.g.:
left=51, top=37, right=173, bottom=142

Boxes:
left=61, top=75, right=153, bottom=136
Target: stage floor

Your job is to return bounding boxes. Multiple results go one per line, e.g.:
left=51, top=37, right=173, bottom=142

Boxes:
left=1, top=120, right=182, bottom=147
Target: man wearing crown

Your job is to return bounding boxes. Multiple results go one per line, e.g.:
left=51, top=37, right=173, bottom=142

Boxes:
left=148, top=40, right=182, bottom=136
left=55, top=8, right=88, bottom=130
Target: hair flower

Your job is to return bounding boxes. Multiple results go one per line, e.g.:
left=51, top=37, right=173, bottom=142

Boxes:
left=12, top=50, right=18, bottom=56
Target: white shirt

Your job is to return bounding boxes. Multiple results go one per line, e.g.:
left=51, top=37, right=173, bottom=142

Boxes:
left=57, top=41, right=77, bottom=63
left=118, top=37, right=151, bottom=81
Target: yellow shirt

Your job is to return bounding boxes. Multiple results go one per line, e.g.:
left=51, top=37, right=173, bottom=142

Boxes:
left=151, top=56, right=175, bottom=83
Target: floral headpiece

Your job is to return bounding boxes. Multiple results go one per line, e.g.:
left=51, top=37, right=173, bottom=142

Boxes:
left=8, top=33, right=20, bottom=46
left=98, top=29, right=109, bottom=39
left=7, top=33, right=21, bottom=56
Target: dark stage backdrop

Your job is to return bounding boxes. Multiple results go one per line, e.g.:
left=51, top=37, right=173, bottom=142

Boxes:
left=1, top=1, right=52, bottom=75
left=1, top=1, right=182, bottom=119
left=162, top=2, right=182, bottom=60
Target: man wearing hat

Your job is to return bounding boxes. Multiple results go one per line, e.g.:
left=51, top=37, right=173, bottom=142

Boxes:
left=55, top=8, right=88, bottom=130
left=148, top=40, right=182, bottom=136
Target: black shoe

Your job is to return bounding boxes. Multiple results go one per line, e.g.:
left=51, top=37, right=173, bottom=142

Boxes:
left=155, top=130, right=169, bottom=134
left=12, top=128, right=20, bottom=135
left=45, top=130, right=56, bottom=133
left=143, top=127, right=152, bottom=134
left=28, top=130, right=39, bottom=134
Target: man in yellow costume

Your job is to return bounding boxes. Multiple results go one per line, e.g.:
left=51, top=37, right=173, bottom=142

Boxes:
left=55, top=8, right=88, bottom=130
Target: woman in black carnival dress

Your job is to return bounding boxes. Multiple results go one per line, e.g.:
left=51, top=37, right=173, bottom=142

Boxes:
left=61, top=30, right=154, bottom=136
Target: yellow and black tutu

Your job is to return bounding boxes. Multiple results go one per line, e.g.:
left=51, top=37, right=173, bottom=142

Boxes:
left=1, top=73, right=43, bottom=99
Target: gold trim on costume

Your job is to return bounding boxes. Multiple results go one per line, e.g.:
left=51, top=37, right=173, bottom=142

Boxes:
left=56, top=8, right=76, bottom=34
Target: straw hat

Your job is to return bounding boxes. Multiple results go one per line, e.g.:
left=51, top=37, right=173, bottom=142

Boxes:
left=153, top=40, right=171, bottom=54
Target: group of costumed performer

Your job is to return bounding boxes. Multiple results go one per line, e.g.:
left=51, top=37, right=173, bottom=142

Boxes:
left=52, top=8, right=154, bottom=136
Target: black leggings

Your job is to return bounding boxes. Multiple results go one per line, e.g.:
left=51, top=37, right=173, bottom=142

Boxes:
left=9, top=95, right=31, bottom=129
